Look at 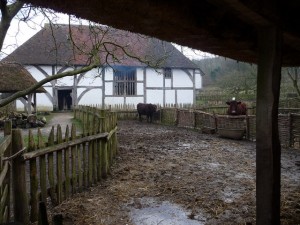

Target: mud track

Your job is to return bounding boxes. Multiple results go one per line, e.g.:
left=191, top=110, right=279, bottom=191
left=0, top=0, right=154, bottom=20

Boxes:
left=50, top=120, right=300, bottom=225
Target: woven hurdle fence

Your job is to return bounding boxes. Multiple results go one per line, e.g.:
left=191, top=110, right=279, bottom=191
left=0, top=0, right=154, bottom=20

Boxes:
left=153, top=108, right=299, bottom=149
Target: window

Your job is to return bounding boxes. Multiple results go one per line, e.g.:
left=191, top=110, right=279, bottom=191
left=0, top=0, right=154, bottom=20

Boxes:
left=114, top=68, right=136, bottom=96
left=164, top=68, right=172, bottom=79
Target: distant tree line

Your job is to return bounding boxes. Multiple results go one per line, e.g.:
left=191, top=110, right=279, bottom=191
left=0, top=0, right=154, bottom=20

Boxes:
left=194, top=57, right=300, bottom=100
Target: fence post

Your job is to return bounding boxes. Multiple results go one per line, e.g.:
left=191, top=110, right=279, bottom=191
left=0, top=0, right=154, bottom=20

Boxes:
left=113, top=112, right=118, bottom=156
left=246, top=114, right=250, bottom=140
left=175, top=108, right=179, bottom=126
left=12, top=129, right=29, bottom=224
left=56, top=125, right=63, bottom=204
left=38, top=201, right=49, bottom=225
left=100, top=110, right=108, bottom=178
left=28, top=130, right=38, bottom=222
left=3, top=121, right=11, bottom=223
left=213, top=112, right=218, bottom=132
left=289, top=113, right=293, bottom=148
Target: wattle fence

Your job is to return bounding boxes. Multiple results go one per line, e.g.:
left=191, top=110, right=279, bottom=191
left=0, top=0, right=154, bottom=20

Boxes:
left=114, top=104, right=300, bottom=149
left=163, top=108, right=300, bottom=148
left=0, top=106, right=117, bottom=224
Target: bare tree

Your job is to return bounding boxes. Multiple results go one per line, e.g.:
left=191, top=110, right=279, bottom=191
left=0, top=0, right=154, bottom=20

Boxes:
left=0, top=0, right=24, bottom=51
left=0, top=0, right=171, bottom=108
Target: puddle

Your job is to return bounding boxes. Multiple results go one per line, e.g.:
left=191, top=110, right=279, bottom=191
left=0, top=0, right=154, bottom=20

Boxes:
left=129, top=198, right=205, bottom=225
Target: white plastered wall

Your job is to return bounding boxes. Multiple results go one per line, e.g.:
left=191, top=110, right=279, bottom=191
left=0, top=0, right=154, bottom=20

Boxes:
left=173, top=69, right=193, bottom=87
left=21, top=65, right=201, bottom=109
left=146, top=68, right=163, bottom=87
left=77, top=88, right=102, bottom=105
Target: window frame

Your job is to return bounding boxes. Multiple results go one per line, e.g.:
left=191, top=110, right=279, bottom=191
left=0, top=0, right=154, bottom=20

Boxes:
left=113, top=67, right=137, bottom=96
left=164, top=68, right=172, bottom=79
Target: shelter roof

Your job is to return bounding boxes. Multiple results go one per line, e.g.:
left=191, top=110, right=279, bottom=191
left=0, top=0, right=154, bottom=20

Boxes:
left=0, top=62, right=45, bottom=93
left=4, top=24, right=199, bottom=70
left=23, top=0, right=300, bottom=66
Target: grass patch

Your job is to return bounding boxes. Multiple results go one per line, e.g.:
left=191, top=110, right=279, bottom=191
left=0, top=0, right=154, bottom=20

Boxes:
left=37, top=112, right=55, bottom=124
left=71, top=118, right=83, bottom=133
left=23, top=134, right=48, bottom=147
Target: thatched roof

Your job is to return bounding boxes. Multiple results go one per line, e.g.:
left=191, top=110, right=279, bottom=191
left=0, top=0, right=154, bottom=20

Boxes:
left=0, top=62, right=45, bottom=93
left=23, top=0, right=300, bottom=66
left=4, top=24, right=200, bottom=70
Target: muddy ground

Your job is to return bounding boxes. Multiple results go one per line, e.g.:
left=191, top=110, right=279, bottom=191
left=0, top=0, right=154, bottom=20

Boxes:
left=50, top=120, right=300, bottom=225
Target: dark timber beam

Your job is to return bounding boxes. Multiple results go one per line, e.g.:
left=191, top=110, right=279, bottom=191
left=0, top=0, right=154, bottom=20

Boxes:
left=207, top=0, right=271, bottom=26
left=256, top=26, right=282, bottom=225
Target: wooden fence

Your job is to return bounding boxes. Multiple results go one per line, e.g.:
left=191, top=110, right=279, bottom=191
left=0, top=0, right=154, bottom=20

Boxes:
left=158, top=108, right=300, bottom=148
left=0, top=121, right=12, bottom=224
left=0, top=106, right=117, bottom=224
left=116, top=105, right=300, bottom=149
left=109, top=103, right=197, bottom=120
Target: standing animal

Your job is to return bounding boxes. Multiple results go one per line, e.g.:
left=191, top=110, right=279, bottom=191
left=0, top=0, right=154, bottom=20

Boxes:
left=226, top=99, right=247, bottom=115
left=137, top=103, right=157, bottom=123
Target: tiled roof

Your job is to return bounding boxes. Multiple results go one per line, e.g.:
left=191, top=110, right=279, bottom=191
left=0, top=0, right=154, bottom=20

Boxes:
left=4, top=24, right=199, bottom=69
left=0, top=62, right=45, bottom=93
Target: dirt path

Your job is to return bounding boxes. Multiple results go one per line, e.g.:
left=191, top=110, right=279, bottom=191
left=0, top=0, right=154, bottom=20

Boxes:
left=49, top=120, right=300, bottom=225
left=20, top=112, right=74, bottom=137
left=0, top=112, right=74, bottom=138
left=42, top=112, right=73, bottom=134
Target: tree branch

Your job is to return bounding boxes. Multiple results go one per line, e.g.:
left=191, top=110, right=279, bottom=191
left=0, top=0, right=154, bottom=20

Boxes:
left=0, top=62, right=98, bottom=107
left=0, top=0, right=24, bottom=50
left=102, top=40, right=169, bottom=68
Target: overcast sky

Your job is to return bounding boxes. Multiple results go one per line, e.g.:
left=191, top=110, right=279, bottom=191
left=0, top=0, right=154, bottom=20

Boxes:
left=2, top=11, right=214, bottom=60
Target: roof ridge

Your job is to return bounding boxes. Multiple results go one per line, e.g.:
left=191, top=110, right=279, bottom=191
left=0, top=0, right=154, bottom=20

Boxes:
left=2, top=24, right=200, bottom=69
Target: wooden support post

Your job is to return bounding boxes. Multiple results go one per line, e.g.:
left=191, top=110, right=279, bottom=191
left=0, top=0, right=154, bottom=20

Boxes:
left=27, top=94, right=32, bottom=114
left=256, top=26, right=282, bottom=225
left=12, top=129, right=29, bottom=224
left=33, top=93, right=37, bottom=113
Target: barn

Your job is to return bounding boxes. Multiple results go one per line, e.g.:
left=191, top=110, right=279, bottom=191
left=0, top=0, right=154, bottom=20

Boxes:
left=3, top=24, right=203, bottom=111
left=0, top=62, right=45, bottom=114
